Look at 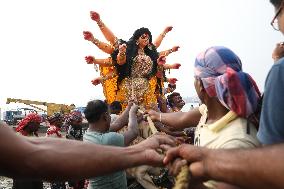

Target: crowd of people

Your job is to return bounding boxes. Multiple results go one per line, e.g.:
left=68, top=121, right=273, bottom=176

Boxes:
left=1, top=0, right=284, bottom=189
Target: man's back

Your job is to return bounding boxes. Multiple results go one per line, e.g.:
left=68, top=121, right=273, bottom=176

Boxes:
left=83, top=131, right=127, bottom=189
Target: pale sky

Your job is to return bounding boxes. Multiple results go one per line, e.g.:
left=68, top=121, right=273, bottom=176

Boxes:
left=0, top=0, right=282, bottom=110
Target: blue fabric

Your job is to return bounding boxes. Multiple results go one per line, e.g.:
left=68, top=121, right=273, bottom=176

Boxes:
left=257, top=58, right=284, bottom=145
left=83, top=131, right=127, bottom=189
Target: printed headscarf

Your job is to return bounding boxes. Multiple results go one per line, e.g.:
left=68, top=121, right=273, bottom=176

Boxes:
left=47, top=112, right=64, bottom=124
left=194, top=46, right=261, bottom=118
left=16, top=113, right=42, bottom=136
left=65, top=111, right=83, bottom=124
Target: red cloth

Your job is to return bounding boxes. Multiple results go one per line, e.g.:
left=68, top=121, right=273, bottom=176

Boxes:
left=16, top=113, right=42, bottom=132
left=46, top=125, right=62, bottom=138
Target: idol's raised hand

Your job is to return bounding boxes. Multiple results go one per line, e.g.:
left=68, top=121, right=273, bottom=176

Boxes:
left=118, top=43, right=127, bottom=54
left=171, top=46, right=180, bottom=52
left=90, top=11, right=100, bottom=22
left=85, top=56, right=95, bottom=64
left=170, top=63, right=181, bottom=69
left=91, top=77, right=102, bottom=86
left=167, top=78, right=178, bottom=84
left=164, top=26, right=173, bottom=33
left=83, top=31, right=94, bottom=42
left=157, top=55, right=166, bottom=65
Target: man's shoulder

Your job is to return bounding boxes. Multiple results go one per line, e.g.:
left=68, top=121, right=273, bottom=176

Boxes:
left=100, top=132, right=124, bottom=146
left=104, top=132, right=123, bottom=138
left=266, top=58, right=284, bottom=87
left=84, top=131, right=122, bottom=138
left=84, top=131, right=124, bottom=146
left=271, top=57, right=284, bottom=70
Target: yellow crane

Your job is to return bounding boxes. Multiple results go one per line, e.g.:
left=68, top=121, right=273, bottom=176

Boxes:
left=6, top=98, right=75, bottom=116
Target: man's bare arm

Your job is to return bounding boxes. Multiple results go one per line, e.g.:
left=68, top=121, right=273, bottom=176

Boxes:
left=0, top=124, right=174, bottom=181
left=109, top=103, right=132, bottom=132
left=122, top=105, right=139, bottom=146
left=147, top=108, right=201, bottom=130
left=165, top=144, right=284, bottom=189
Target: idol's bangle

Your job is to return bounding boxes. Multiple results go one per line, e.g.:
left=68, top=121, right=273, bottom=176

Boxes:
left=92, top=38, right=100, bottom=46
left=160, top=32, right=166, bottom=37
left=97, top=19, right=105, bottom=29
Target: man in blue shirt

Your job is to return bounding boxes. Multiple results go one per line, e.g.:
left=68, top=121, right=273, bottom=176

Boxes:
left=257, top=58, right=284, bottom=144
left=257, top=5, right=284, bottom=143
left=83, top=100, right=139, bottom=189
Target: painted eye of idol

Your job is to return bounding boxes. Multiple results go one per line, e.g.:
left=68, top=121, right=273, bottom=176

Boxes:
left=140, top=33, right=149, bottom=40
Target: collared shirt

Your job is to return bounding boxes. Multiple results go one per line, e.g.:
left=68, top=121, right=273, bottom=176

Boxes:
left=194, top=104, right=259, bottom=149
left=195, top=104, right=260, bottom=189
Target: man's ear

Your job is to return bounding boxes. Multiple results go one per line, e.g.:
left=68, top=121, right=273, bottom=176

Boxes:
left=196, top=79, right=205, bottom=93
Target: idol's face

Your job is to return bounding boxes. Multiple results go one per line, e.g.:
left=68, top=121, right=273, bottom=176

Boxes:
left=138, top=33, right=149, bottom=47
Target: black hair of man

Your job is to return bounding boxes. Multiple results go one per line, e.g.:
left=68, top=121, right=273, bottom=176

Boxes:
left=109, top=101, right=122, bottom=114
left=167, top=92, right=181, bottom=108
left=84, top=100, right=108, bottom=124
left=270, top=0, right=282, bottom=8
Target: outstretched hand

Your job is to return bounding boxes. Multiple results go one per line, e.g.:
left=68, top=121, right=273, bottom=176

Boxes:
left=156, top=71, right=163, bottom=79
left=133, top=134, right=177, bottom=166
left=85, top=56, right=95, bottom=64
left=83, top=31, right=94, bottom=41
left=168, top=78, right=178, bottom=84
left=90, top=11, right=100, bottom=21
left=171, top=63, right=181, bottom=69
left=171, top=46, right=180, bottom=52
left=91, top=77, right=102, bottom=86
left=164, top=26, right=173, bottom=33
left=157, top=55, right=166, bottom=65
left=119, top=44, right=127, bottom=53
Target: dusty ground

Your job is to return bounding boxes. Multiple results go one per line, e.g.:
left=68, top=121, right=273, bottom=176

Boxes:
left=0, top=177, right=52, bottom=189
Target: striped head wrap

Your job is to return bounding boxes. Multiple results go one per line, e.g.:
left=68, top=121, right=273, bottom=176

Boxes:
left=194, top=46, right=261, bottom=118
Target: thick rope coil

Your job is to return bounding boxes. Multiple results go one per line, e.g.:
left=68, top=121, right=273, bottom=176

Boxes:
left=173, top=165, right=189, bottom=189
left=143, top=110, right=190, bottom=189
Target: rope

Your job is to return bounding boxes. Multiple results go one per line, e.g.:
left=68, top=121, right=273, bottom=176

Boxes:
left=141, top=110, right=190, bottom=189
left=173, top=165, right=190, bottom=189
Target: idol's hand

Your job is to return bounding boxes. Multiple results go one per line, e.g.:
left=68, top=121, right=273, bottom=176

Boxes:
left=168, top=78, right=178, bottom=84
left=91, top=77, right=102, bottom=85
left=157, top=55, right=166, bottom=65
left=171, top=46, right=180, bottom=52
left=85, top=56, right=95, bottom=64
left=90, top=11, right=100, bottom=22
left=118, top=43, right=127, bottom=54
left=164, top=26, right=173, bottom=33
left=171, top=63, right=181, bottom=69
left=83, top=31, right=94, bottom=42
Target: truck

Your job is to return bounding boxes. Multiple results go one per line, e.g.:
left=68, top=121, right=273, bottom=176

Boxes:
left=3, top=108, right=38, bottom=125
left=6, top=98, right=75, bottom=117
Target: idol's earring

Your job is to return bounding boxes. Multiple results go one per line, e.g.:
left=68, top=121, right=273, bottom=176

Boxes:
left=148, top=44, right=152, bottom=50
left=136, top=41, right=139, bottom=45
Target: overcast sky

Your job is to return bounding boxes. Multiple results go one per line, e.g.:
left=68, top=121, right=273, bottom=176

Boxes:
left=0, top=0, right=282, bottom=110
